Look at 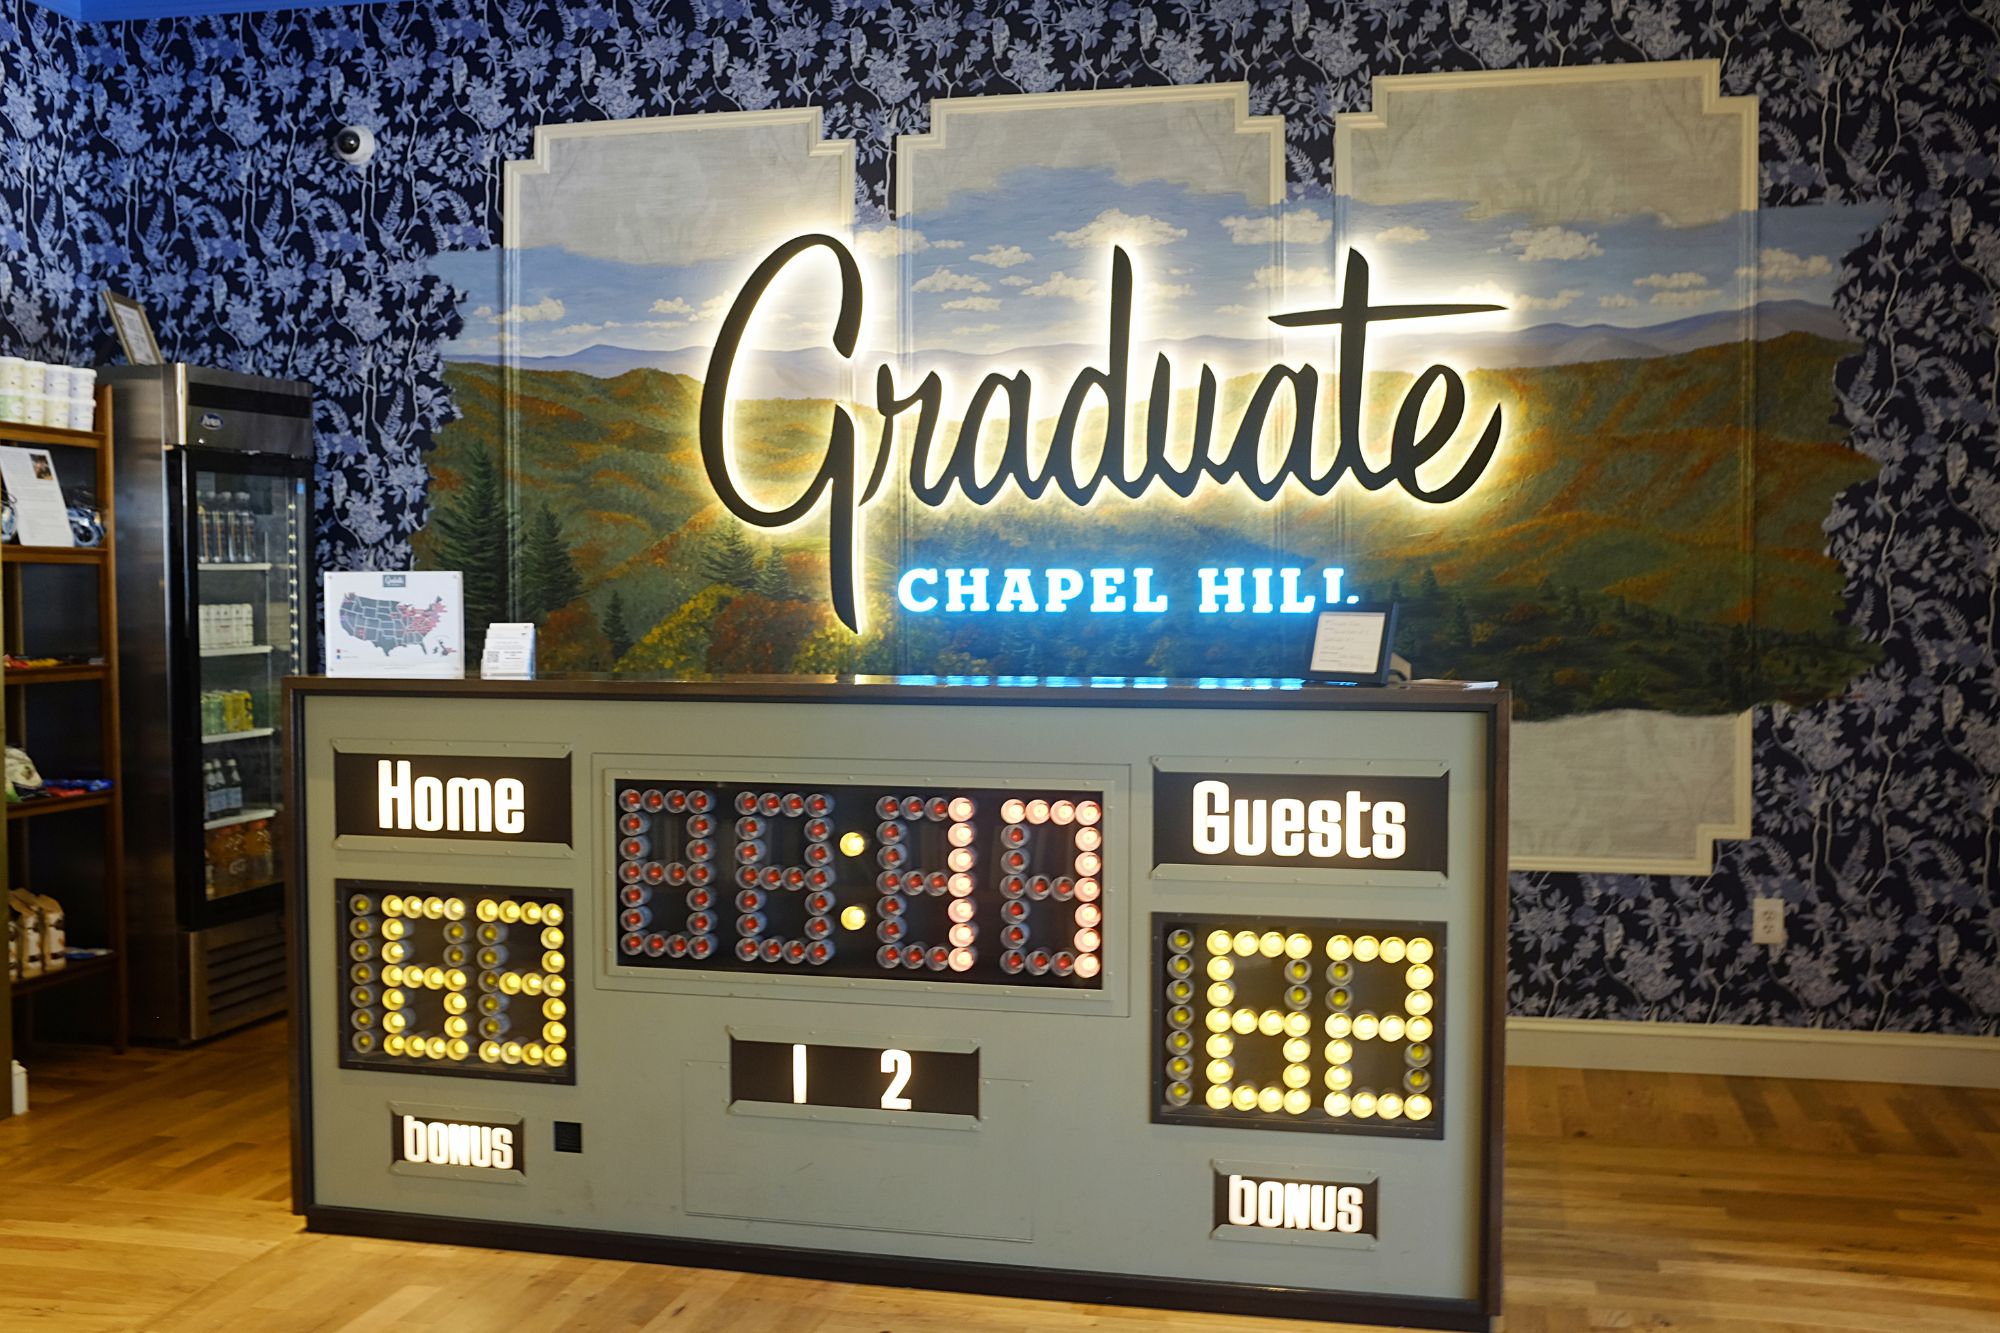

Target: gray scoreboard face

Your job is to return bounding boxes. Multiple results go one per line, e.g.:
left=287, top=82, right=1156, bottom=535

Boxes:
left=294, top=683, right=1502, bottom=1329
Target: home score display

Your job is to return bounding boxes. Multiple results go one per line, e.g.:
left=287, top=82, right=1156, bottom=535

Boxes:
left=293, top=680, right=1503, bottom=1330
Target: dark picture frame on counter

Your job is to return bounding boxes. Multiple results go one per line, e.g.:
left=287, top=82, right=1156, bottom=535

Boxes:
left=1306, top=604, right=1400, bottom=686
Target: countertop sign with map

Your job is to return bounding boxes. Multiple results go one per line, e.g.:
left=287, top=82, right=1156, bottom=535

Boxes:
left=325, top=571, right=466, bottom=679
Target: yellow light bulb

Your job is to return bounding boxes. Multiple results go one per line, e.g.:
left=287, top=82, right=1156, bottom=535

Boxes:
left=1284, top=932, right=1312, bottom=959
left=499, top=973, right=523, bottom=995
left=545, top=976, right=566, bottom=997
left=1326, top=935, right=1353, bottom=961
left=500, top=1042, right=523, bottom=1065
left=1405, top=1093, right=1433, bottom=1120
left=476, top=899, right=499, bottom=922
left=444, top=1016, right=468, bottom=1038
left=1380, top=1016, right=1407, bottom=1042
left=1283, top=1037, right=1311, bottom=1064
left=1284, top=1011, right=1312, bottom=1038
left=1206, top=1033, right=1234, bottom=1057
left=543, top=998, right=566, bottom=1020
left=1256, top=1086, right=1284, bottom=1113
left=1354, top=1013, right=1380, bottom=1040
left=1326, top=1039, right=1353, bottom=1064
left=1232, top=931, right=1259, bottom=957
left=1205, top=1085, right=1232, bottom=1110
left=840, top=904, right=867, bottom=930
left=1206, top=956, right=1233, bottom=981
left=1205, top=1008, right=1232, bottom=1033
left=1231, top=1008, right=1258, bottom=1034
left=1259, top=932, right=1284, bottom=958
left=1352, top=1091, right=1378, bottom=1118
left=1354, top=935, right=1379, bottom=961
left=1206, top=1059, right=1234, bottom=1084
left=1325, top=1066, right=1353, bottom=1091
left=1408, top=1016, right=1434, bottom=1042
left=1378, top=1093, right=1404, bottom=1120
left=1231, top=1085, right=1259, bottom=1111
left=378, top=895, right=400, bottom=916
left=1283, top=1088, right=1311, bottom=1116
left=423, top=966, right=446, bottom=990
left=522, top=974, right=545, bottom=995
left=522, top=903, right=544, bottom=924
left=1258, top=1009, right=1284, bottom=1036
left=498, top=901, right=521, bottom=924
left=1407, top=964, right=1434, bottom=990
left=543, top=905, right=565, bottom=927
left=1325, top=1013, right=1352, bottom=1038
left=381, top=965, right=404, bottom=987
left=523, top=1043, right=545, bottom=1066
left=383, top=988, right=406, bottom=1010
left=1406, top=937, right=1433, bottom=964
left=444, top=898, right=466, bottom=920
left=1206, top=982, right=1235, bottom=1007
left=1282, top=1063, right=1310, bottom=1089
left=541, top=926, right=564, bottom=950
left=478, top=1040, right=501, bottom=1064
left=383, top=1034, right=407, bottom=1056
left=545, top=1045, right=568, bottom=1067
left=543, top=1022, right=567, bottom=1044
left=1406, top=991, right=1434, bottom=1016
left=1325, top=1092, right=1351, bottom=1117
left=1206, top=930, right=1233, bottom=955
left=443, top=992, right=467, bottom=1014
left=447, top=1038, right=470, bottom=1061
left=839, top=831, right=867, bottom=857
left=1379, top=936, right=1406, bottom=963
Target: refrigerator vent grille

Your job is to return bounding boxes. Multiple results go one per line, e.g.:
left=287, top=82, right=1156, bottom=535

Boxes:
left=201, top=919, right=287, bottom=1034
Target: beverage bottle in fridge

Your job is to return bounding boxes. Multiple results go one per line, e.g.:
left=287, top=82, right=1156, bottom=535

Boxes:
left=244, top=819, right=274, bottom=885
left=223, top=758, right=243, bottom=814
left=202, top=759, right=219, bottom=818
left=237, top=493, right=258, bottom=562
left=197, top=500, right=211, bottom=563
left=203, top=828, right=219, bottom=895
left=212, top=824, right=243, bottom=894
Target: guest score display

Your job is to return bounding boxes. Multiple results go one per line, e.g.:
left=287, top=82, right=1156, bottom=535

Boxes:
left=613, top=781, right=1106, bottom=987
left=1155, top=916, right=1444, bottom=1139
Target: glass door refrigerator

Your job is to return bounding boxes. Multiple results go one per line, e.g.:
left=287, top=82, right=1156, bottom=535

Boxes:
left=106, top=365, right=315, bottom=1042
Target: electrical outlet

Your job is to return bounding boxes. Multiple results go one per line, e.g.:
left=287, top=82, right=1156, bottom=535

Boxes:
left=1751, top=897, right=1785, bottom=946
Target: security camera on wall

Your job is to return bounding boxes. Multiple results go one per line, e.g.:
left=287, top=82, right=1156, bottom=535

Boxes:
left=332, top=125, right=376, bottom=167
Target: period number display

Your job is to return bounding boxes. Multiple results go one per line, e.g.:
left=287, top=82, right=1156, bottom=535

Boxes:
left=730, top=1038, right=980, bottom=1117
left=1155, top=916, right=1443, bottom=1138
left=613, top=782, right=1105, bottom=988
left=339, top=881, right=574, bottom=1084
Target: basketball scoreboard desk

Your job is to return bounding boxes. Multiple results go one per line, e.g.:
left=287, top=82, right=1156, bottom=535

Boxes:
left=287, top=676, right=1506, bottom=1329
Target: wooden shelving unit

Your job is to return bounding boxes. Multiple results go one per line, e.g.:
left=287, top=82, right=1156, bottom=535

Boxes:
left=3, top=381, right=126, bottom=1062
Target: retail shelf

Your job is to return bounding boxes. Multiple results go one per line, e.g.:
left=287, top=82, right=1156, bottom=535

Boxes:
left=204, top=806, right=278, bottom=831
left=201, top=727, right=275, bottom=746
left=4, top=545, right=107, bottom=564
left=197, top=562, right=273, bottom=572
left=0, top=419, right=101, bottom=450
left=10, top=952, right=116, bottom=996
left=7, top=792, right=113, bottom=821
left=198, top=644, right=273, bottom=657
left=4, top=662, right=109, bottom=684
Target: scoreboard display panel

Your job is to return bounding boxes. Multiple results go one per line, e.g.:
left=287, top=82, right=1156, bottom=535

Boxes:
left=290, top=678, right=1504, bottom=1330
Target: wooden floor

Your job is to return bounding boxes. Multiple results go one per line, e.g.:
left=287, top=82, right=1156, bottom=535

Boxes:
left=1, top=1024, right=1996, bottom=1331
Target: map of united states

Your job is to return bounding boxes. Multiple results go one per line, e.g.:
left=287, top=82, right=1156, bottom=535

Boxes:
left=338, top=593, right=450, bottom=656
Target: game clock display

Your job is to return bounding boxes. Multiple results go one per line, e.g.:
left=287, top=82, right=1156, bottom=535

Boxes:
left=339, top=882, right=575, bottom=1084
left=1155, top=916, right=1443, bottom=1139
left=612, top=781, right=1106, bottom=987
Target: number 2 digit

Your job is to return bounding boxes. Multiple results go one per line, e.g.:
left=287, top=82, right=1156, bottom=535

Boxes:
left=880, top=1047, right=913, bottom=1109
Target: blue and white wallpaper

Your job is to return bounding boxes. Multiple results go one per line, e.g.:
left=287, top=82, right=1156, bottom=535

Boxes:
left=2, top=0, right=1996, bottom=1035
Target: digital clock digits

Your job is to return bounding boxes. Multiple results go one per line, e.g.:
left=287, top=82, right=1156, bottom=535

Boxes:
left=339, top=881, right=574, bottom=1084
left=1156, top=916, right=1441, bottom=1138
left=613, top=781, right=1106, bottom=989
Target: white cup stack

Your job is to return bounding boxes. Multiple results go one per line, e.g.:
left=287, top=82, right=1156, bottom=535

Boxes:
left=0, top=357, right=98, bottom=433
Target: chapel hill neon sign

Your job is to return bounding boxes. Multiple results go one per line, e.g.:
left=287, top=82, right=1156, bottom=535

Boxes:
left=701, top=234, right=1504, bottom=632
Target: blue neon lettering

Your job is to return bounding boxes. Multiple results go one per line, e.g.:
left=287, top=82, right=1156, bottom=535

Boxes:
left=898, top=567, right=940, bottom=613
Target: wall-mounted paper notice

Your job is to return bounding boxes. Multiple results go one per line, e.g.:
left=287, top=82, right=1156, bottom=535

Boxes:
left=0, top=447, right=74, bottom=547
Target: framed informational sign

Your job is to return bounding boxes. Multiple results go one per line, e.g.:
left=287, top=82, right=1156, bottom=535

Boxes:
left=324, top=570, right=465, bottom=678
left=102, top=289, right=162, bottom=365
left=1307, top=605, right=1398, bottom=685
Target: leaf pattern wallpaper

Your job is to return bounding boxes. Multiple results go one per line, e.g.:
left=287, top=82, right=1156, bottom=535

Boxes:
left=1, top=0, right=1995, bottom=1034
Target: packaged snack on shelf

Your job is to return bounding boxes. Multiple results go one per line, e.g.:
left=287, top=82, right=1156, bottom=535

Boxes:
left=8, top=889, right=42, bottom=978
left=33, top=893, right=65, bottom=971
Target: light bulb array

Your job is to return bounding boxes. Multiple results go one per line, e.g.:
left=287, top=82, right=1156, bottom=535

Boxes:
left=613, top=780, right=1106, bottom=989
left=344, top=886, right=572, bottom=1082
left=1161, top=917, right=1443, bottom=1136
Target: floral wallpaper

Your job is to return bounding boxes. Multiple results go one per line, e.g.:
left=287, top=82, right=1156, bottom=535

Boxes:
left=1, top=0, right=1995, bottom=1035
